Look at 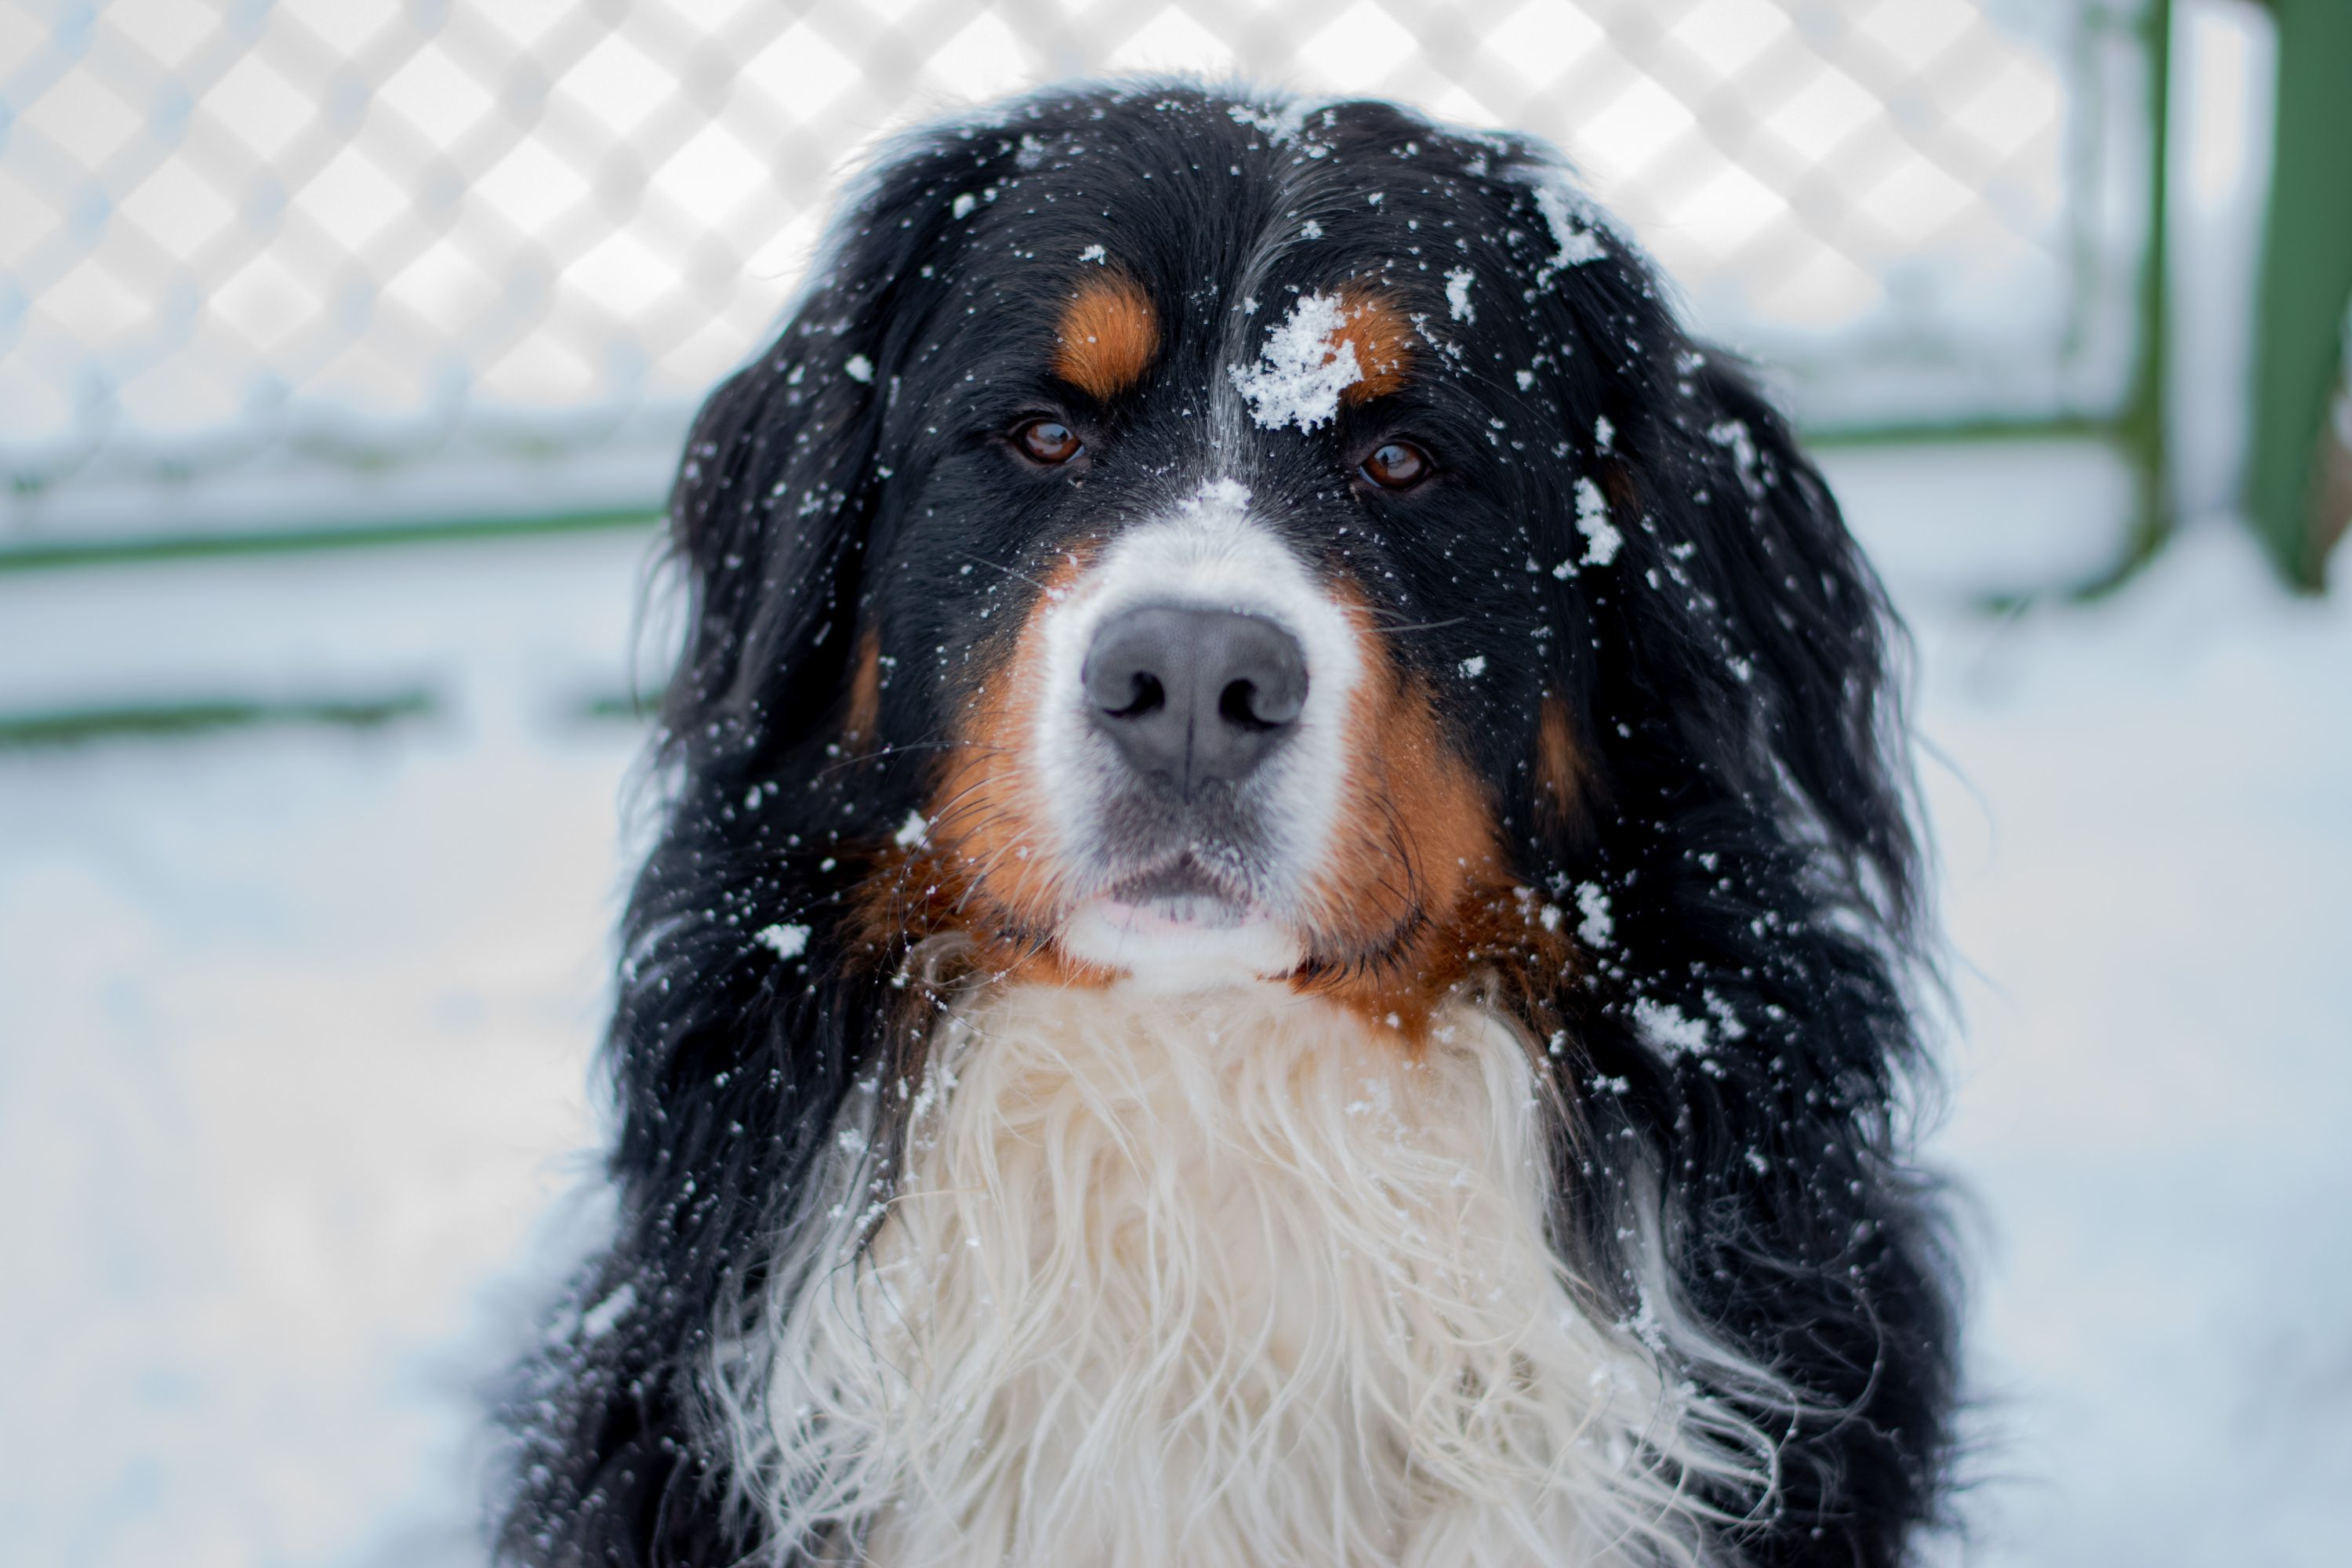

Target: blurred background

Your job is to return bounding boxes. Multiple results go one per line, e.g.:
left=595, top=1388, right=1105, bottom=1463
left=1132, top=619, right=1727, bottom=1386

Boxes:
left=2, top=2, right=2345, bottom=1564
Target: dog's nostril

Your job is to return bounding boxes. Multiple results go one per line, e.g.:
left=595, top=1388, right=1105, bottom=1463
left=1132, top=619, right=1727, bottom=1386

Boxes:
left=1112, top=672, right=1166, bottom=719
left=1219, top=678, right=1270, bottom=731
left=1082, top=604, right=1308, bottom=792
left=1235, top=669, right=1305, bottom=729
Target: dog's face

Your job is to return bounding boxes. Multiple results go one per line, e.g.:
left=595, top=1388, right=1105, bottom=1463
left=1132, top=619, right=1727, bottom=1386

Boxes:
left=888, top=142, right=1565, bottom=993
left=666, top=88, right=1902, bottom=1022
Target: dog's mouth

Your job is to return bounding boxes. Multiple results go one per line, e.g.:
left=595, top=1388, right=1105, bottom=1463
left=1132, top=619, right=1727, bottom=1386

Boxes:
left=1058, top=852, right=1300, bottom=984
left=1101, top=855, right=1254, bottom=921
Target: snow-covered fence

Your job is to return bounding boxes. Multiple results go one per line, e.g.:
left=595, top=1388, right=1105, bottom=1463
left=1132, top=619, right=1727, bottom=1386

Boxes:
left=0, top=0, right=2165, bottom=557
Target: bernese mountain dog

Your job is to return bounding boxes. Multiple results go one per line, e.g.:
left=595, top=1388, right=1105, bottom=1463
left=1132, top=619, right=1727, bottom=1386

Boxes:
left=496, top=84, right=1957, bottom=1568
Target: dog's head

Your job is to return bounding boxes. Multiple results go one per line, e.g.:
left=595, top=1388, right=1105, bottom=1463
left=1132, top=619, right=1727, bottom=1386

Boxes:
left=656, top=85, right=1915, bottom=1023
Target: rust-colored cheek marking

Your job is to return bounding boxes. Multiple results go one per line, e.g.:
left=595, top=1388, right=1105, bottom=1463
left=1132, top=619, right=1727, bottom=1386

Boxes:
left=925, top=571, right=1062, bottom=931
left=1334, top=285, right=1414, bottom=405
left=1291, top=601, right=1525, bottom=1037
left=895, top=552, right=1116, bottom=987
left=1052, top=270, right=1159, bottom=400
left=844, top=624, right=881, bottom=747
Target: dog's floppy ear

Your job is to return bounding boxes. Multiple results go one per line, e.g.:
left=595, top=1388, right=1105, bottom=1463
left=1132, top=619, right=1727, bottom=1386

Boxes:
left=657, top=131, right=989, bottom=766
left=1652, top=354, right=1918, bottom=935
left=1483, top=158, right=1916, bottom=944
left=1590, top=350, right=1919, bottom=945
left=1531, top=245, right=1917, bottom=941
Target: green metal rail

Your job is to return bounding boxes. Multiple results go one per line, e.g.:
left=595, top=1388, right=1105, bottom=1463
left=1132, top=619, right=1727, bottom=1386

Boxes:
left=0, top=691, right=437, bottom=750
left=0, top=504, right=662, bottom=576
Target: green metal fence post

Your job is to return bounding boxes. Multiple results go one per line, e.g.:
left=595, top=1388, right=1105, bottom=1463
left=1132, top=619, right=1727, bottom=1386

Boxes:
left=2113, top=0, right=2177, bottom=585
left=2248, top=0, right=2352, bottom=590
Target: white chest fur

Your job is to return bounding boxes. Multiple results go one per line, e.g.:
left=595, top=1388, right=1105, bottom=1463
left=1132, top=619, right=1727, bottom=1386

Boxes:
left=717, top=982, right=1751, bottom=1566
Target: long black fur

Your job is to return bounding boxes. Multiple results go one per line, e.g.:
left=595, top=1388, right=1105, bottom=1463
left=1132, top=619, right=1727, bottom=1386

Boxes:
left=494, top=84, right=1957, bottom=1567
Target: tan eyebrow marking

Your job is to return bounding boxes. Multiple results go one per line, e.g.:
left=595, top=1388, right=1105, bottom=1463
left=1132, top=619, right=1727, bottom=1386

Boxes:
left=1051, top=268, right=1160, bottom=400
left=1334, top=286, right=1414, bottom=405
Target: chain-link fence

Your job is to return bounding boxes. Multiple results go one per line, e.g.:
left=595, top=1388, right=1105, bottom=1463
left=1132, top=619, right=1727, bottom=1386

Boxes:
left=1, top=0, right=2162, bottom=554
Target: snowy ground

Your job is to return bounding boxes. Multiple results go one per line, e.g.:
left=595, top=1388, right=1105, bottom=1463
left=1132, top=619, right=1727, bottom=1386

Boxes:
left=2, top=448, right=2346, bottom=1566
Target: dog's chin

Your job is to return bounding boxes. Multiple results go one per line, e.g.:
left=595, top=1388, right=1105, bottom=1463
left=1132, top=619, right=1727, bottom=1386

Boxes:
left=1058, top=861, right=1304, bottom=991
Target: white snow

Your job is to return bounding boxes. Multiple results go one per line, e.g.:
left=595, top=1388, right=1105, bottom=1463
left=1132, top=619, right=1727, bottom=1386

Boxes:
left=578, top=1281, right=637, bottom=1341
left=1629, top=997, right=1711, bottom=1059
left=755, top=923, right=808, bottom=960
left=1077, top=244, right=1108, bottom=265
left=1444, top=267, right=1475, bottom=324
left=1225, top=100, right=1308, bottom=146
left=0, top=548, right=640, bottom=1568
left=844, top=354, right=873, bottom=383
left=1573, top=476, right=1622, bottom=566
left=1519, top=166, right=1609, bottom=277
left=1708, top=419, right=1765, bottom=499
left=1574, top=882, right=1614, bottom=949
left=1898, top=523, right=2352, bottom=1568
left=1229, top=292, right=1363, bottom=433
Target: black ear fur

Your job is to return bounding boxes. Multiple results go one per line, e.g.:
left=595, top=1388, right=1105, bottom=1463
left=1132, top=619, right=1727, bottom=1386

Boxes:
left=1490, top=183, right=1955, bottom=1564
left=1669, top=357, right=1921, bottom=939
left=659, top=347, right=874, bottom=757
left=1524, top=235, right=1922, bottom=949
left=659, top=127, right=1005, bottom=775
left=492, top=124, right=1018, bottom=1568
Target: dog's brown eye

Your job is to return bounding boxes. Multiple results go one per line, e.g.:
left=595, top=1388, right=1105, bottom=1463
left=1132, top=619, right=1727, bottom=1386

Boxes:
left=1361, top=440, right=1431, bottom=490
left=1016, top=419, right=1083, bottom=465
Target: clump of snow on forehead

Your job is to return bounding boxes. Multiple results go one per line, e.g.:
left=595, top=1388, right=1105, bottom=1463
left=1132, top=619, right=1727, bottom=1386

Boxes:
left=1231, top=292, right=1363, bottom=433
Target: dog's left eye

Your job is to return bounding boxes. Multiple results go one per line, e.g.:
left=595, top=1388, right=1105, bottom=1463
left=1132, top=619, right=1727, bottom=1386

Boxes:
left=1360, top=440, right=1432, bottom=491
left=1015, top=419, right=1083, bottom=465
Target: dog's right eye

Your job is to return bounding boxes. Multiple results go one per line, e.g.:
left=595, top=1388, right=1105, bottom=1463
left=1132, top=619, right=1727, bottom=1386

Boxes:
left=1014, top=419, right=1083, bottom=465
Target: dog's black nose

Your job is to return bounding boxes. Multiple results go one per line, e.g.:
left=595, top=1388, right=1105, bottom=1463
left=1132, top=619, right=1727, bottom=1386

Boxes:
left=1082, top=604, right=1307, bottom=796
